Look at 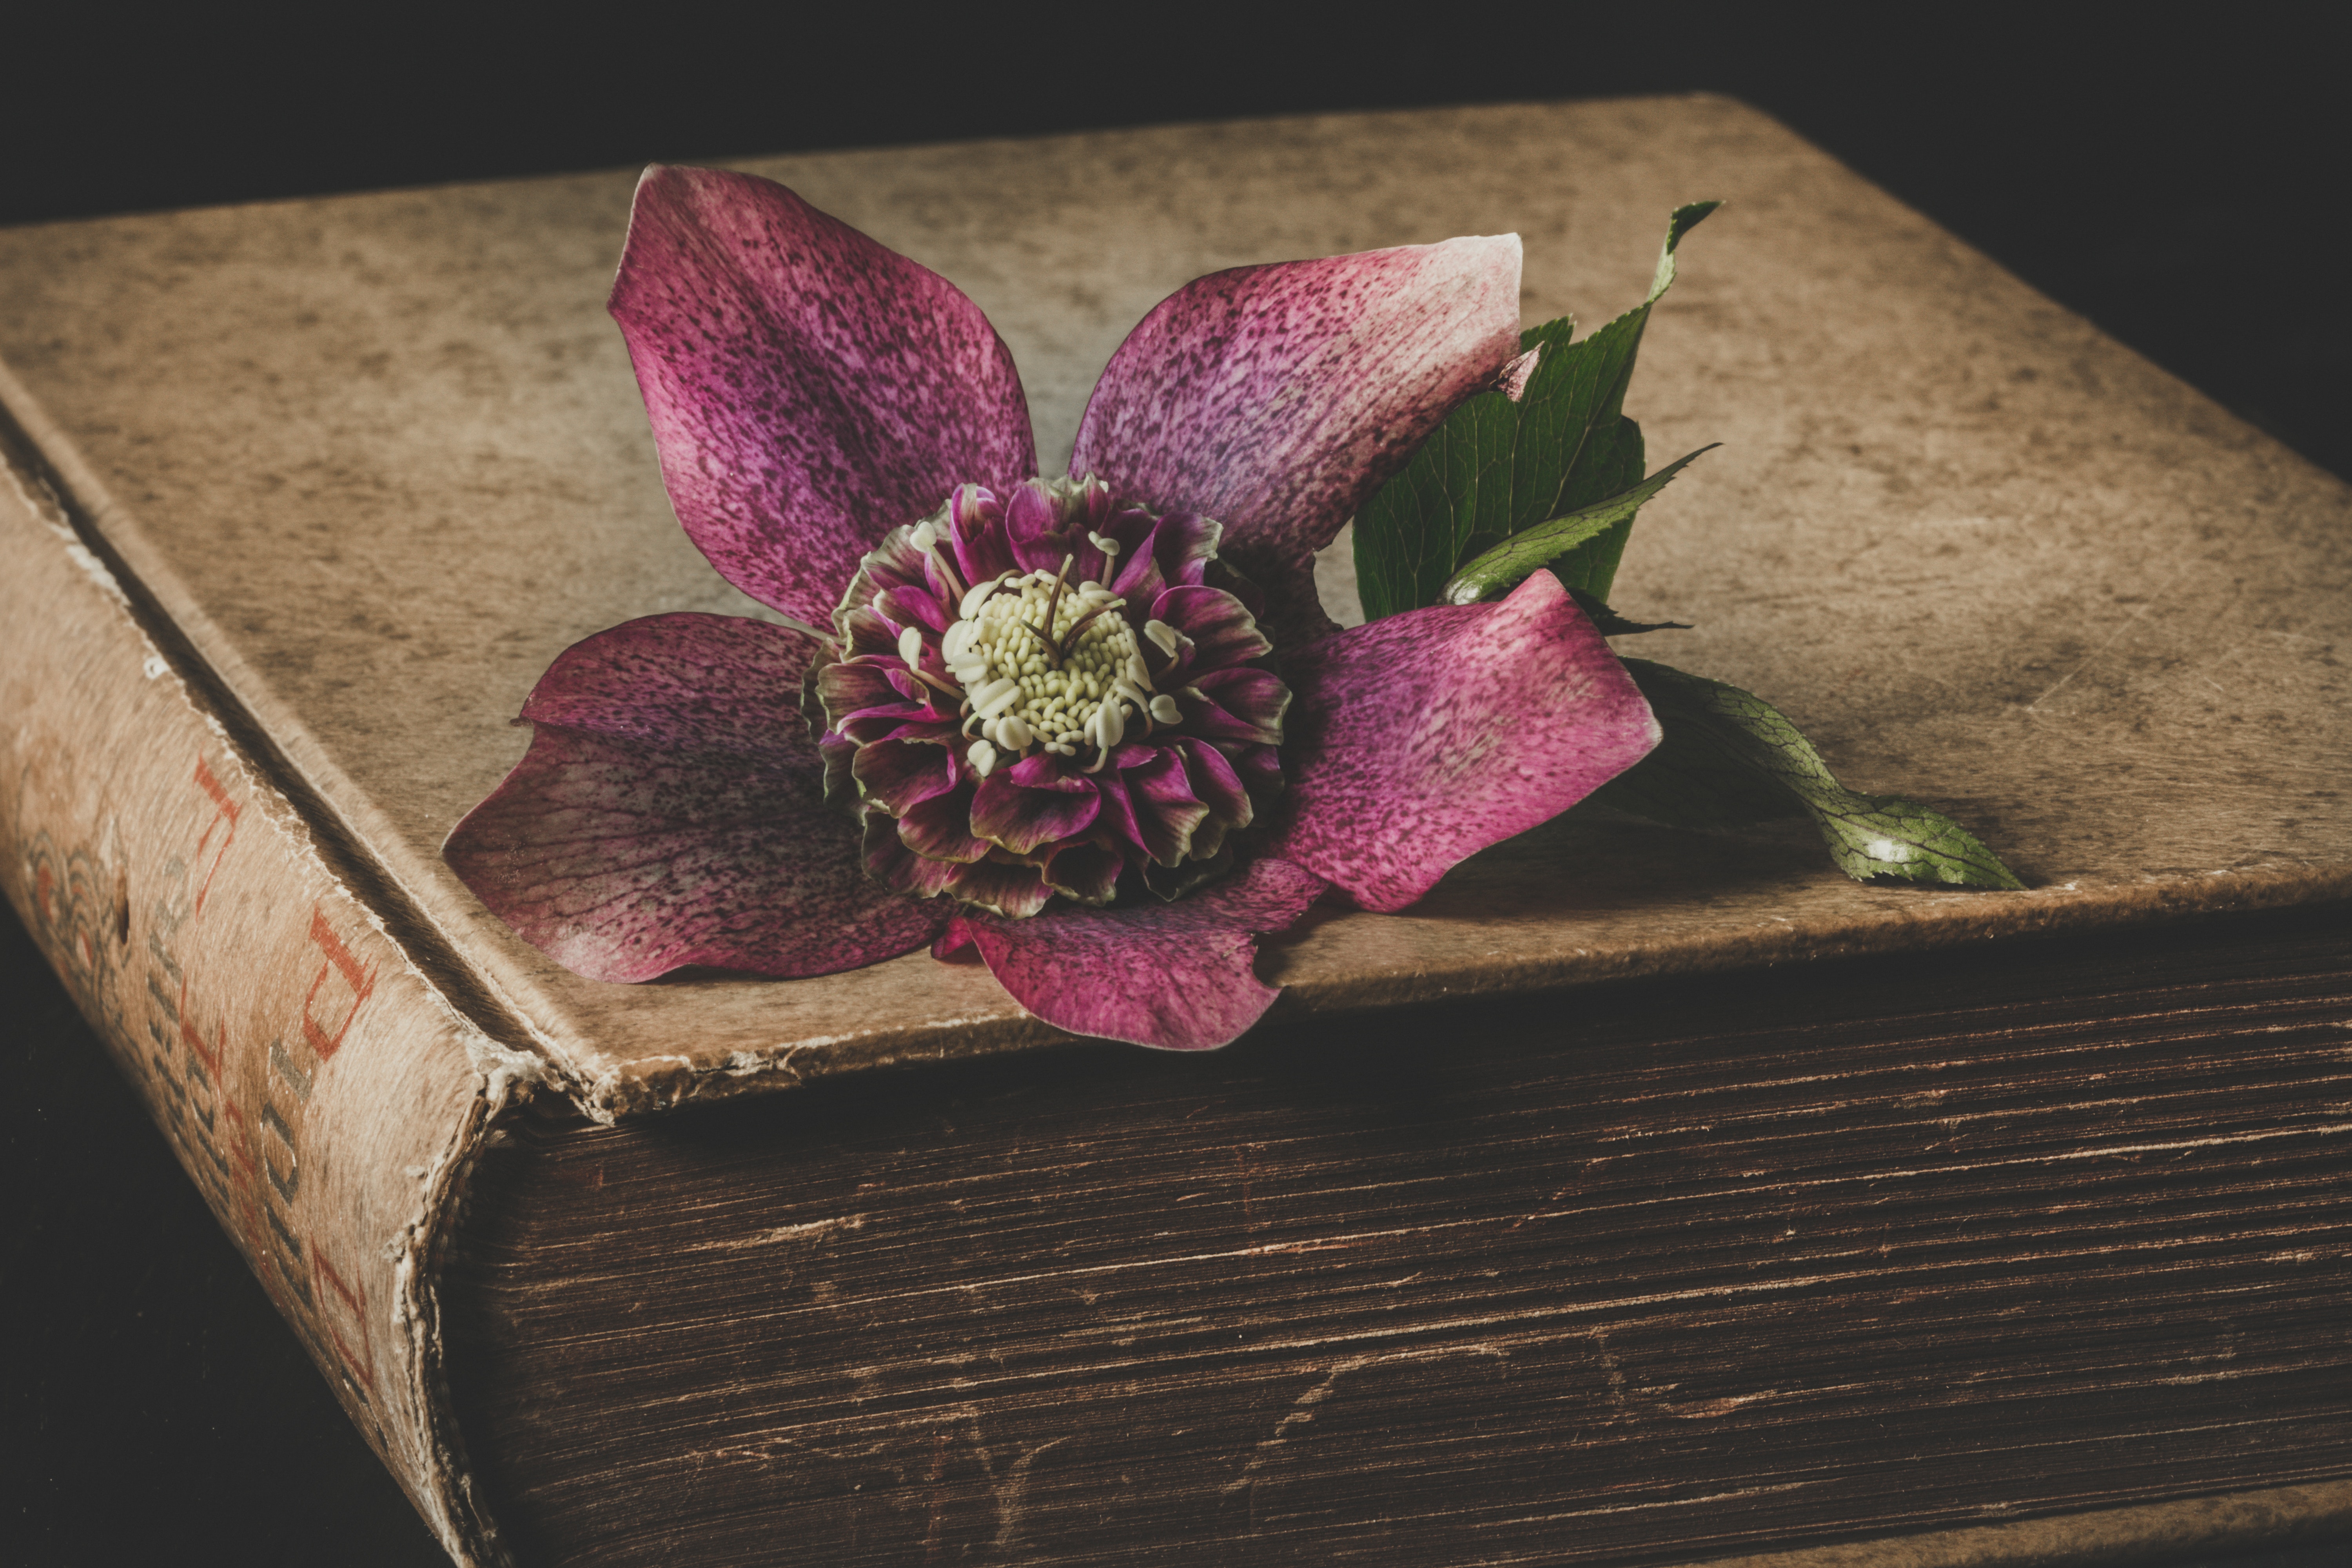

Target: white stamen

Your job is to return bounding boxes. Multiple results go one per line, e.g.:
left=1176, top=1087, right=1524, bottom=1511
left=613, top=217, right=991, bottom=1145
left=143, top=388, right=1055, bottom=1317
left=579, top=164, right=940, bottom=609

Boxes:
left=996, top=714, right=1033, bottom=750
left=1144, top=619, right=1179, bottom=657
left=1095, top=700, right=1126, bottom=750
left=910, top=519, right=938, bottom=552
left=941, top=620, right=974, bottom=660
left=1149, top=694, right=1181, bottom=725
left=960, top=573, right=1010, bottom=621
left=967, top=740, right=998, bottom=777
left=1125, top=652, right=1154, bottom=691
left=897, top=626, right=923, bottom=666
left=1088, top=530, right=1121, bottom=555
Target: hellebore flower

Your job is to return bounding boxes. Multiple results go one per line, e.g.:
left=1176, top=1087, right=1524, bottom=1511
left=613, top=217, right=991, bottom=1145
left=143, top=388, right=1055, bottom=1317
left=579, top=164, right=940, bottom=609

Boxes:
left=444, top=166, right=1661, bottom=1051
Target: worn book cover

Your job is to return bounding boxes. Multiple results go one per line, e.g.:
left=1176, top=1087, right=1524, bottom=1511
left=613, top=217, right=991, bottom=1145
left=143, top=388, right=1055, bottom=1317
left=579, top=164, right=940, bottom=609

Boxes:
left=4, top=97, right=2348, bottom=1565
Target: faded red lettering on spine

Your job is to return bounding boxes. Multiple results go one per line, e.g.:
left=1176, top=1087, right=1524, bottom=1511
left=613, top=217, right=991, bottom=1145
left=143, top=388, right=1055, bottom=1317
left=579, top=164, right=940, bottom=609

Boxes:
left=190, top=754, right=240, bottom=915
left=301, top=908, right=375, bottom=1060
left=312, top=1245, right=379, bottom=1397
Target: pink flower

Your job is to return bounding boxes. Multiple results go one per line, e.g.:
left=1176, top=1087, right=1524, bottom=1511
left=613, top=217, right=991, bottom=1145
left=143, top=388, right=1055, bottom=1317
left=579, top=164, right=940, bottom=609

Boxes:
left=444, top=167, right=1660, bottom=1051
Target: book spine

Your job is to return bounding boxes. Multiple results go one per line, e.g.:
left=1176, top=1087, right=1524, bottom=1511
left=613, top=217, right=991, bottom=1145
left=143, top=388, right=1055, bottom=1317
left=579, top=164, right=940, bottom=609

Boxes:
left=0, top=391, right=529, bottom=1568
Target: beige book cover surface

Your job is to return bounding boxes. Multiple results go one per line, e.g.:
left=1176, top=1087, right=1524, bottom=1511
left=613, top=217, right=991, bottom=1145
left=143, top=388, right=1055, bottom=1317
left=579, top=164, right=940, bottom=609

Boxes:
left=4, top=95, right=2347, bottom=1120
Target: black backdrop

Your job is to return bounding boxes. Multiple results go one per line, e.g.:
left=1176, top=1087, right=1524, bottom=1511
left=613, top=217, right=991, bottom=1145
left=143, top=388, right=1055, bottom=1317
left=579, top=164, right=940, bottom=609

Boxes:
left=7, top=4, right=2349, bottom=1563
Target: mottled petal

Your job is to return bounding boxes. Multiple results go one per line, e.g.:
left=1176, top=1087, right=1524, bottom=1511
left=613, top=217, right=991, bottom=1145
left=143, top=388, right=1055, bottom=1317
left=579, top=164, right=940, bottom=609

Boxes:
left=971, top=772, right=1103, bottom=854
left=517, top=612, right=822, bottom=759
left=1071, top=236, right=1521, bottom=646
left=446, top=729, right=941, bottom=984
left=609, top=166, right=1035, bottom=624
left=932, top=857, right=1327, bottom=1050
left=1264, top=572, right=1660, bottom=911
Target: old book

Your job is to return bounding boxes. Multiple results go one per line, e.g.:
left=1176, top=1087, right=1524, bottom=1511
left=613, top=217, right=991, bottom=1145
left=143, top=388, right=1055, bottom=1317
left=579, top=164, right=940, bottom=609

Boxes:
left=4, top=95, right=2349, bottom=1567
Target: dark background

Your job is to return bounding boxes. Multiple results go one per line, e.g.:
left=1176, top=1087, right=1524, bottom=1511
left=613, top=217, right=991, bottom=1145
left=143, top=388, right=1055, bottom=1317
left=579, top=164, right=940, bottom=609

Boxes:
left=6, top=4, right=2349, bottom=1563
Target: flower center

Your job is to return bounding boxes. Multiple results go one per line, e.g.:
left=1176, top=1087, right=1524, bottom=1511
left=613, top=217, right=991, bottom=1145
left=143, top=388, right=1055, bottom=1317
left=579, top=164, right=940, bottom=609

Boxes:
left=916, top=526, right=1183, bottom=777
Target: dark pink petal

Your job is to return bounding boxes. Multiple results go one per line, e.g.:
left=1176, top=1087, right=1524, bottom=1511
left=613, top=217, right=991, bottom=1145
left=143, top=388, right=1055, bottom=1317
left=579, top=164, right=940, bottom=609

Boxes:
left=1089, top=766, right=1151, bottom=860
left=1263, top=572, right=1660, bottom=912
left=865, top=808, right=966, bottom=897
left=972, top=772, right=1102, bottom=854
left=875, top=583, right=952, bottom=635
left=1070, top=236, right=1521, bottom=646
left=1125, top=746, right=1210, bottom=867
left=818, top=732, right=857, bottom=809
left=932, top=857, right=1327, bottom=1050
left=947, top=485, right=1016, bottom=585
left=897, top=785, right=993, bottom=863
left=1042, top=841, right=1123, bottom=904
left=1181, top=667, right=1290, bottom=745
left=815, top=661, right=902, bottom=726
left=1174, top=737, right=1252, bottom=829
left=945, top=858, right=1054, bottom=919
left=1006, top=751, right=1095, bottom=791
left=1153, top=584, right=1271, bottom=672
left=517, top=612, right=821, bottom=759
left=851, top=737, right=959, bottom=813
left=609, top=166, right=1035, bottom=624
left=446, top=730, right=940, bottom=985
left=1146, top=512, right=1220, bottom=590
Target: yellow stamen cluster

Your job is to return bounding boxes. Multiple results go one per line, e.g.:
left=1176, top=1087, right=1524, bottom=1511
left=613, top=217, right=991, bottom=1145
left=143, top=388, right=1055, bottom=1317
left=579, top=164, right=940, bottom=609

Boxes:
left=944, top=567, right=1162, bottom=775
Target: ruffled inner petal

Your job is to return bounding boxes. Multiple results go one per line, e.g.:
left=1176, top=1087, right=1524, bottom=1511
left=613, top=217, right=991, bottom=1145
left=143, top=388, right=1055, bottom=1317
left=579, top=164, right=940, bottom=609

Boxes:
left=1180, top=668, right=1290, bottom=746
left=971, top=772, right=1104, bottom=855
left=851, top=737, right=961, bottom=814
left=1152, top=584, right=1272, bottom=672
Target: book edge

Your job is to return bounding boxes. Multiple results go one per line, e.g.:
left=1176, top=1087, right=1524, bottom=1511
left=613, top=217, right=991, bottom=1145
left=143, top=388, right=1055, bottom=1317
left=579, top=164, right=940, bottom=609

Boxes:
left=0, top=384, right=529, bottom=1567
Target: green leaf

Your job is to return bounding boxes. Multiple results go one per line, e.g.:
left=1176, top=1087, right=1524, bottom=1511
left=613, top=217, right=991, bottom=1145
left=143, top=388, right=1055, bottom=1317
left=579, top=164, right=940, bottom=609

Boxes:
left=1437, top=446, right=1715, bottom=606
left=1592, top=659, right=2026, bottom=889
left=1353, top=200, right=1721, bottom=619
left=1563, top=587, right=1689, bottom=637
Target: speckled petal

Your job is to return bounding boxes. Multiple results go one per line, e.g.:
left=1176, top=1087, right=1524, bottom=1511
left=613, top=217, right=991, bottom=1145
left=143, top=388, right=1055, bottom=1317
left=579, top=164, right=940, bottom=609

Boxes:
left=933, top=857, right=1327, bottom=1050
left=445, top=614, right=942, bottom=981
left=610, top=166, right=1036, bottom=624
left=1263, top=572, right=1660, bottom=911
left=1070, top=236, right=1521, bottom=646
